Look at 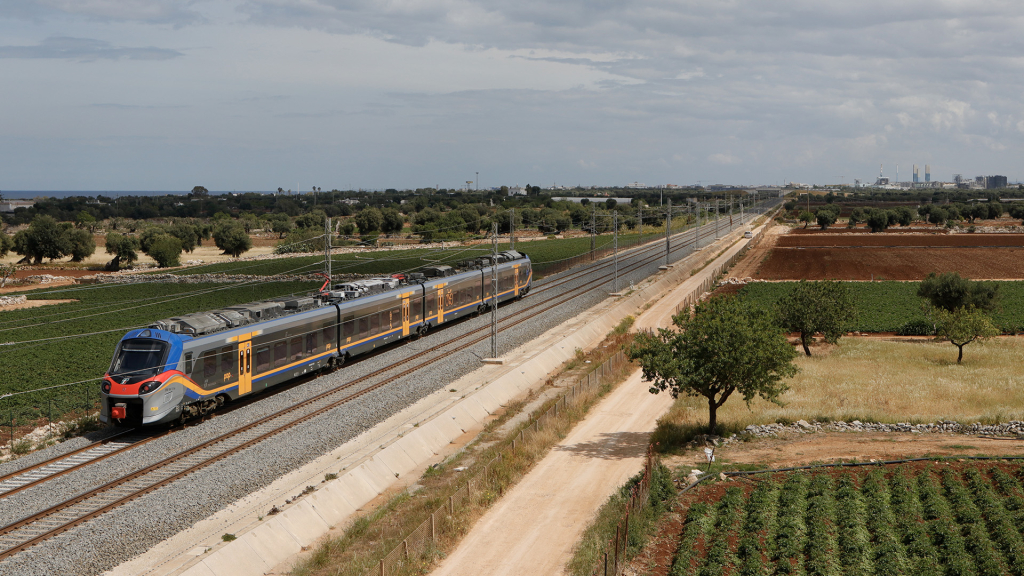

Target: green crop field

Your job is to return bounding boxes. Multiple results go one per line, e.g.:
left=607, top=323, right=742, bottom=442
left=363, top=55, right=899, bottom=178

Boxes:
left=737, top=281, right=1024, bottom=333
left=0, top=280, right=317, bottom=425
left=672, top=463, right=1024, bottom=576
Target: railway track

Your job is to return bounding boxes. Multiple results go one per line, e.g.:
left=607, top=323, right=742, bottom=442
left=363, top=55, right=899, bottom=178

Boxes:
left=0, top=206, right=760, bottom=507
left=0, top=430, right=162, bottom=501
left=0, top=203, right=776, bottom=562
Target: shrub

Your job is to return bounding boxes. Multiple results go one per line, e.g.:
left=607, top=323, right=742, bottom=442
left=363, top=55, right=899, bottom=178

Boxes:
left=10, top=439, right=32, bottom=455
left=898, top=318, right=934, bottom=336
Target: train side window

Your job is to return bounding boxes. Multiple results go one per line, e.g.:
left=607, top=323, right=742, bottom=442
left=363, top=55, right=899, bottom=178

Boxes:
left=274, top=341, right=288, bottom=367
left=358, top=314, right=369, bottom=336
left=426, top=293, right=435, bottom=313
left=306, top=333, right=317, bottom=355
left=202, top=351, right=217, bottom=380
left=220, top=346, right=234, bottom=380
left=322, top=323, right=333, bottom=346
left=370, top=312, right=380, bottom=333
left=290, top=337, right=302, bottom=361
left=411, top=296, right=422, bottom=322
left=256, top=347, right=271, bottom=372
left=342, top=315, right=355, bottom=338
left=184, top=352, right=193, bottom=374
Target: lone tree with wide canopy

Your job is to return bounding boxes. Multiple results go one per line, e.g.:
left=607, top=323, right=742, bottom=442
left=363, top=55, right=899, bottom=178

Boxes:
left=627, top=296, right=798, bottom=434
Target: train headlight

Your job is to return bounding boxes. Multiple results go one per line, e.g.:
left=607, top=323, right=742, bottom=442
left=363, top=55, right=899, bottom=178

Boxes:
left=101, top=381, right=111, bottom=394
left=139, top=381, right=162, bottom=395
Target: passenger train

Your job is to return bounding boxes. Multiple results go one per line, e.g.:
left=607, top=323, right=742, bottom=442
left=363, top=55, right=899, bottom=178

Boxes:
left=100, top=251, right=532, bottom=426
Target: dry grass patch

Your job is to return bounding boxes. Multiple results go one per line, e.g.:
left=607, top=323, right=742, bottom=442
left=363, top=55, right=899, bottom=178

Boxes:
left=654, top=337, right=1024, bottom=449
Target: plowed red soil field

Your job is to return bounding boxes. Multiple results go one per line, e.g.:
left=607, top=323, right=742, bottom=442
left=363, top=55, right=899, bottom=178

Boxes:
left=778, top=234, right=1024, bottom=247
left=757, top=233, right=1024, bottom=280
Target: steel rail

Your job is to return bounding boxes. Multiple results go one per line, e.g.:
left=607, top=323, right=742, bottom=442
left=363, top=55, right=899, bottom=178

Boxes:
left=0, top=430, right=165, bottom=501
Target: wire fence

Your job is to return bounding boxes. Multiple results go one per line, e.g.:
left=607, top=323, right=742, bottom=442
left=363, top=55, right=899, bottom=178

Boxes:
left=592, top=445, right=659, bottom=576
left=0, top=384, right=101, bottom=452
left=367, top=350, right=629, bottom=576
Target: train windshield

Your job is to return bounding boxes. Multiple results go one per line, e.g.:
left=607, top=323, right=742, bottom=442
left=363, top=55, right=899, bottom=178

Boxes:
left=109, top=339, right=169, bottom=384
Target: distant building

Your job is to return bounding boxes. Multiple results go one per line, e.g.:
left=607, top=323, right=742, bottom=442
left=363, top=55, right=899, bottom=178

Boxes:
left=0, top=199, right=35, bottom=213
left=508, top=185, right=528, bottom=197
left=624, top=182, right=646, bottom=189
left=987, top=175, right=1008, bottom=189
left=551, top=197, right=633, bottom=205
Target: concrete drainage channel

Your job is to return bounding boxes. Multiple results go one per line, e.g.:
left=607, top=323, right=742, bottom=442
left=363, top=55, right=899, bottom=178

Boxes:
left=114, top=220, right=770, bottom=576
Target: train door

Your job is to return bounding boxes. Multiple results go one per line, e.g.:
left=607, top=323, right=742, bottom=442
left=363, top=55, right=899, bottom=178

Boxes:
left=238, top=340, right=252, bottom=395
left=401, top=293, right=411, bottom=337
left=437, top=284, right=446, bottom=324
left=513, top=265, right=520, bottom=295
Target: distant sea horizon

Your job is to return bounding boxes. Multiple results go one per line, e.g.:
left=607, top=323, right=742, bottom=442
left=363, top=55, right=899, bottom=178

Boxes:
left=0, top=190, right=277, bottom=200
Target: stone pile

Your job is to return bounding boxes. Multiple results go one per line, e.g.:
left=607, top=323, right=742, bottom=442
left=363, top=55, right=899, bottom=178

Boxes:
left=0, top=295, right=27, bottom=307
left=83, top=272, right=374, bottom=285
left=743, top=419, right=1024, bottom=437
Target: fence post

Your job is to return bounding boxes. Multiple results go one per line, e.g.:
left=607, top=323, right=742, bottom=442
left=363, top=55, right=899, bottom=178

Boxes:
left=449, top=495, right=454, bottom=514
left=430, top=512, right=435, bottom=543
left=604, top=552, right=608, bottom=576
left=380, top=559, right=385, bottom=576
left=614, top=525, right=620, bottom=573
left=403, top=540, right=408, bottom=559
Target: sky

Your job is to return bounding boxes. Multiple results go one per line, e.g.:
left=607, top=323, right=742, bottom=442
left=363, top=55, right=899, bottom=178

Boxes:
left=1, top=1, right=1023, bottom=192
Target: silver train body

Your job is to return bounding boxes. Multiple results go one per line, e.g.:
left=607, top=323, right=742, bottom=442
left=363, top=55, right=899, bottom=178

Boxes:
left=100, top=251, right=532, bottom=426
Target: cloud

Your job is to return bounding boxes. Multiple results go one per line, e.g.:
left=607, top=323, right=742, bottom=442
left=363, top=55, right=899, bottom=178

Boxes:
left=708, top=153, right=740, bottom=165
left=0, top=0, right=204, bottom=25
left=0, top=37, right=183, bottom=61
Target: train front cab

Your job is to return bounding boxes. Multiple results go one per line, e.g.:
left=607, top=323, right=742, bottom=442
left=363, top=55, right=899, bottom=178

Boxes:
left=101, top=328, right=189, bottom=427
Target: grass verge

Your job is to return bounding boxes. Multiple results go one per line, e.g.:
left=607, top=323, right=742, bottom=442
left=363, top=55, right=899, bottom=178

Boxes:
left=291, top=330, right=637, bottom=576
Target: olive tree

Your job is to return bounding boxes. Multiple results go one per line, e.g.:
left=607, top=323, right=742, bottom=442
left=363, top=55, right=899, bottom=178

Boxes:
left=815, top=206, right=839, bottom=230
left=781, top=280, right=856, bottom=356
left=627, top=296, right=798, bottom=434
left=0, top=229, right=12, bottom=258
left=146, top=235, right=183, bottom=268
left=65, top=228, right=96, bottom=262
left=0, top=263, right=16, bottom=288
left=104, top=232, right=141, bottom=270
left=13, top=215, right=70, bottom=264
left=934, top=307, right=999, bottom=364
left=212, top=223, right=252, bottom=257
left=355, top=207, right=384, bottom=234
left=866, top=209, right=892, bottom=233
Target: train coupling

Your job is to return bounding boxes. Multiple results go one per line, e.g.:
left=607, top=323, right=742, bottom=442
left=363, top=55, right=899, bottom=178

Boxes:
left=111, top=404, right=127, bottom=420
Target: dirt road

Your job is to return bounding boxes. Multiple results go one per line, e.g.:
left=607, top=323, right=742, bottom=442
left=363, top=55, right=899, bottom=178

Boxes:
left=430, top=220, right=770, bottom=576
left=430, top=370, right=673, bottom=576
